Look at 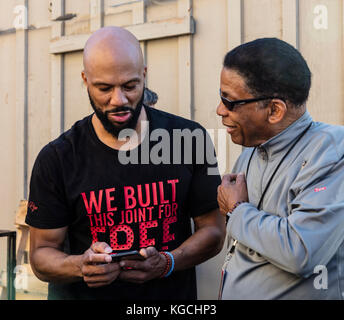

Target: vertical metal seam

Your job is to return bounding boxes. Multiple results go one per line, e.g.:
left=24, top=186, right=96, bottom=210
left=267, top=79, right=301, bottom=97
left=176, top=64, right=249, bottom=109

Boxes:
left=190, top=33, right=194, bottom=121
left=142, top=1, right=148, bottom=85
left=61, top=0, right=65, bottom=35
left=240, top=0, right=245, bottom=44
left=60, top=0, right=66, bottom=133
left=61, top=54, right=65, bottom=133
left=190, top=0, right=195, bottom=120
left=142, top=0, right=147, bottom=80
left=23, top=0, right=29, bottom=199
left=295, top=0, right=300, bottom=50
left=101, top=0, right=105, bottom=27
left=240, top=0, right=245, bottom=153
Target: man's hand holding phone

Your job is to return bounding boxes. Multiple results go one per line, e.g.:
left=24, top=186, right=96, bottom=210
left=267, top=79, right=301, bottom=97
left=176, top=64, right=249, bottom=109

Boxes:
left=118, top=247, right=168, bottom=284
left=80, top=242, right=121, bottom=288
left=80, top=243, right=167, bottom=287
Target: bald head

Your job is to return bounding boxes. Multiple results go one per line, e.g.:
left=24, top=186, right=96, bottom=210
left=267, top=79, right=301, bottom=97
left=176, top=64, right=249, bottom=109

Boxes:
left=83, top=26, right=144, bottom=76
left=81, top=27, right=147, bottom=141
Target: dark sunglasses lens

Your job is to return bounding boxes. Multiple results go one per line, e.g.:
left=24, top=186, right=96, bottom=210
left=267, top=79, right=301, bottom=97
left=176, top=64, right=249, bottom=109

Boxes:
left=221, top=97, right=234, bottom=111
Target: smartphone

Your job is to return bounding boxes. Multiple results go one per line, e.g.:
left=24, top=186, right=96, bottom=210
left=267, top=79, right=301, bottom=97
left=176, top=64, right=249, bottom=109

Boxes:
left=110, top=250, right=145, bottom=262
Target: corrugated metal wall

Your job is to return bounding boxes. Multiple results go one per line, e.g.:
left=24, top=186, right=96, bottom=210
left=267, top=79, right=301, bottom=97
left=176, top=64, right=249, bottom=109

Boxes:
left=1, top=0, right=343, bottom=299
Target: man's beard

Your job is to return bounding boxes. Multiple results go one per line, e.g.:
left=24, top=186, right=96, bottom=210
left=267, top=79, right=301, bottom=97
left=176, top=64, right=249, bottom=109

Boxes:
left=88, top=89, right=144, bottom=138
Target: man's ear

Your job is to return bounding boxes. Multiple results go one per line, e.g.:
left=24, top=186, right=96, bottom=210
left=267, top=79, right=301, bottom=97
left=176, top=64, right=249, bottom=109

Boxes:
left=268, top=99, right=287, bottom=124
left=143, top=66, right=147, bottom=80
left=81, top=71, right=88, bottom=87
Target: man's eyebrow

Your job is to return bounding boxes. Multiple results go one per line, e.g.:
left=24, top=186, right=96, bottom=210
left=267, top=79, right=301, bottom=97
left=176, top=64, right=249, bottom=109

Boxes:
left=122, top=78, right=141, bottom=85
left=221, top=89, right=237, bottom=100
left=93, top=78, right=141, bottom=86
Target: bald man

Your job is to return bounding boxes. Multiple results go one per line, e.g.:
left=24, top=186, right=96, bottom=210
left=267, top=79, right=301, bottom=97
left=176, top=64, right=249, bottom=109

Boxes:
left=26, top=27, right=225, bottom=300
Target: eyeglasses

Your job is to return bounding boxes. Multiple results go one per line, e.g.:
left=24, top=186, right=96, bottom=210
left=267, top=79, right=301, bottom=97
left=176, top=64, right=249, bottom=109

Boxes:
left=219, top=89, right=282, bottom=111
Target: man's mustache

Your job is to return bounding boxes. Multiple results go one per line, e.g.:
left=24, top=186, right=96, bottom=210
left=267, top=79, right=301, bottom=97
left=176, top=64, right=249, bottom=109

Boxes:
left=105, top=106, right=134, bottom=114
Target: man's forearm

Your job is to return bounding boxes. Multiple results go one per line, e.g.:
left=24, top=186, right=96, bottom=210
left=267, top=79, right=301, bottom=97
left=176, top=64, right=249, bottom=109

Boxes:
left=30, top=247, right=83, bottom=283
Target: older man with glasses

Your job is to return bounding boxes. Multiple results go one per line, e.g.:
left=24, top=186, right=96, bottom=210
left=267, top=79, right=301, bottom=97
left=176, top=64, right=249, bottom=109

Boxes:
left=216, top=37, right=344, bottom=300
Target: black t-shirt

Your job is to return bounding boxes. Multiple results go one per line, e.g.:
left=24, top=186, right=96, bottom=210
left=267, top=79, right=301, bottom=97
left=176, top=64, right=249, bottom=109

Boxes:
left=26, top=105, right=221, bottom=300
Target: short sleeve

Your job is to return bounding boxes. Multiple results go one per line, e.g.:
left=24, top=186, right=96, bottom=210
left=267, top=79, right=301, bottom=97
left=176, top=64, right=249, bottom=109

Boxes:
left=25, top=144, right=72, bottom=229
left=186, top=128, right=221, bottom=217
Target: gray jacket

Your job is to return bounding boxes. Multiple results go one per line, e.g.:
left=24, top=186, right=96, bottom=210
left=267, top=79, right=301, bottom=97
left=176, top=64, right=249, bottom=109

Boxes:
left=221, top=111, right=344, bottom=300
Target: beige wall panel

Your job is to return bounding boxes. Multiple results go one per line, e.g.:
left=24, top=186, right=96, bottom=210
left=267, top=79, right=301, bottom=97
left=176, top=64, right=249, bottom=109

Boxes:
left=27, top=28, right=52, bottom=188
left=0, top=33, right=17, bottom=229
left=299, top=0, right=343, bottom=125
left=65, top=0, right=91, bottom=36
left=64, top=51, right=92, bottom=131
left=243, top=0, right=282, bottom=42
left=193, top=0, right=227, bottom=129
left=192, top=0, right=229, bottom=300
left=145, top=37, right=179, bottom=115
left=105, top=0, right=177, bottom=25
left=104, top=0, right=114, bottom=10
left=0, top=0, right=17, bottom=30
left=104, top=11, right=133, bottom=27
left=104, top=0, right=132, bottom=23
left=192, top=0, right=231, bottom=175
left=146, top=0, right=178, bottom=22
left=28, top=0, right=51, bottom=29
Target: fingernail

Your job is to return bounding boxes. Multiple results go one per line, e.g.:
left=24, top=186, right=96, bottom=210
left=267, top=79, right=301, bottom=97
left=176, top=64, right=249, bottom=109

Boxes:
left=119, top=261, right=125, bottom=267
left=105, top=247, right=112, bottom=253
left=105, top=255, right=112, bottom=263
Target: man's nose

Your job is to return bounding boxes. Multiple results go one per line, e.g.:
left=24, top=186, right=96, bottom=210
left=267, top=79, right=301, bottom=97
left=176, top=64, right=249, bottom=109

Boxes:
left=109, top=88, right=129, bottom=106
left=216, top=101, right=228, bottom=117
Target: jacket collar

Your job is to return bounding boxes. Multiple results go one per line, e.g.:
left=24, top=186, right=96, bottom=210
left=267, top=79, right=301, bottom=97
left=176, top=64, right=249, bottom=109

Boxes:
left=259, top=111, right=313, bottom=160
